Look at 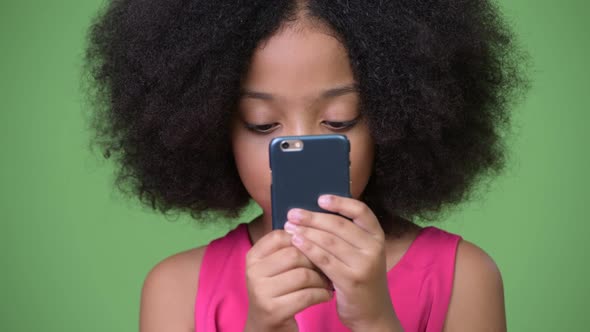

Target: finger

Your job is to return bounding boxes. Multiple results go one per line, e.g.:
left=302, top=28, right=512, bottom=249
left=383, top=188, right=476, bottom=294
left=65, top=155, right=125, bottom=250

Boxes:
left=290, top=233, right=348, bottom=286
left=285, top=221, right=360, bottom=268
left=286, top=209, right=371, bottom=249
left=251, top=246, right=316, bottom=278
left=317, top=195, right=384, bottom=237
left=274, top=288, right=333, bottom=318
left=247, top=230, right=292, bottom=263
left=269, top=267, right=332, bottom=297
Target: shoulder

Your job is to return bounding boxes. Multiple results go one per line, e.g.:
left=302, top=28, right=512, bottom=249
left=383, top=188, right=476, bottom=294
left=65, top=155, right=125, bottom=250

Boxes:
left=443, top=239, right=506, bottom=331
left=139, top=245, right=208, bottom=332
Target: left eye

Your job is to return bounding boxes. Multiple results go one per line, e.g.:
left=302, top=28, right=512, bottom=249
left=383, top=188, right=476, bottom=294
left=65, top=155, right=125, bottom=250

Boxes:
left=322, top=118, right=359, bottom=130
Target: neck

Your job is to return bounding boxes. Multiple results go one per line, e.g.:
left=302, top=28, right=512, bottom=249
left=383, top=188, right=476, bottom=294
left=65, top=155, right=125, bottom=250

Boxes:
left=246, top=213, right=272, bottom=246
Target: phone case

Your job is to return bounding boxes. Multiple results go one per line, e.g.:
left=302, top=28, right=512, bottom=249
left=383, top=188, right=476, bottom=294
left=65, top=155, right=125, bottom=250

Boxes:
left=270, top=134, right=351, bottom=230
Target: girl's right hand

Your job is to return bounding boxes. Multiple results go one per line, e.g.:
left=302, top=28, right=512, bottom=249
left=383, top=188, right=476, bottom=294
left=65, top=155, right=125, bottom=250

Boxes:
left=244, top=230, right=334, bottom=332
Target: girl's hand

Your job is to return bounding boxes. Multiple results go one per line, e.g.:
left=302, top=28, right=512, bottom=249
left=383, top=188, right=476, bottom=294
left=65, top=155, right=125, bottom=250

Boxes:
left=244, top=230, right=334, bottom=332
left=284, top=195, right=403, bottom=332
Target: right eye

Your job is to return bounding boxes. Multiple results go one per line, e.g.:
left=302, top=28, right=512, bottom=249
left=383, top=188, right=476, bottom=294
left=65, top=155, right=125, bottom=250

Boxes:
left=244, top=122, right=280, bottom=134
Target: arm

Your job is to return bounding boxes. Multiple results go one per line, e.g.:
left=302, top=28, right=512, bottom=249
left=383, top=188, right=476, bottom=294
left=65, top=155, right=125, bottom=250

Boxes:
left=139, top=246, right=206, bottom=332
left=443, top=240, right=506, bottom=331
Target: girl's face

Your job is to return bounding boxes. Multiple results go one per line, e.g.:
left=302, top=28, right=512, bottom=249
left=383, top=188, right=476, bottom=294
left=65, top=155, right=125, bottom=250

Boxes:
left=231, top=23, right=374, bottom=217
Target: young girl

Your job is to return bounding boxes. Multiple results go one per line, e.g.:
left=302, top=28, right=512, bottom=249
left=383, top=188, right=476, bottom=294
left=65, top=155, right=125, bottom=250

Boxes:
left=84, top=0, right=529, bottom=331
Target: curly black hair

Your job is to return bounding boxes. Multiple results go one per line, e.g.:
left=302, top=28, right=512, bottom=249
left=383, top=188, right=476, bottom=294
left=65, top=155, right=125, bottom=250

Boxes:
left=82, top=0, right=530, bottom=234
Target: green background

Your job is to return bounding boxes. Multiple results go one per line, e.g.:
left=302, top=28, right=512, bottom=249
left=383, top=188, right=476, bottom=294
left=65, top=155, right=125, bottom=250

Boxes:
left=1, top=0, right=588, bottom=331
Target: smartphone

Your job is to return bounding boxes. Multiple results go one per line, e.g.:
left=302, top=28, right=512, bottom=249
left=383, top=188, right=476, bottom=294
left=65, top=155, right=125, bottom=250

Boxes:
left=270, top=134, right=351, bottom=230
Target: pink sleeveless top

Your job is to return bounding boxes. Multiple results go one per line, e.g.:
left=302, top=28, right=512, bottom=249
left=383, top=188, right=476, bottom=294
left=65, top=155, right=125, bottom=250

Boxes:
left=195, top=223, right=462, bottom=332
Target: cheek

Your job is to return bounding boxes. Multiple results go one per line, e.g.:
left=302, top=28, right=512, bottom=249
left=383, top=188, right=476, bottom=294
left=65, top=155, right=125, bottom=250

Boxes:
left=349, top=133, right=375, bottom=199
left=232, top=133, right=272, bottom=212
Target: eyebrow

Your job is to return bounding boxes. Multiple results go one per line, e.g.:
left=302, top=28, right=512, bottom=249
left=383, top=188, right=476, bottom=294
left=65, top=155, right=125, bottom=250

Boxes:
left=240, top=83, right=359, bottom=101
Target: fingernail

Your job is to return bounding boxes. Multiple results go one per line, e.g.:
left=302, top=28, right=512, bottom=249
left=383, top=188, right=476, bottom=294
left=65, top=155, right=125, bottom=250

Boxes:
left=289, top=209, right=302, bottom=222
left=318, top=195, right=331, bottom=206
left=284, top=221, right=297, bottom=234
left=292, top=234, right=303, bottom=246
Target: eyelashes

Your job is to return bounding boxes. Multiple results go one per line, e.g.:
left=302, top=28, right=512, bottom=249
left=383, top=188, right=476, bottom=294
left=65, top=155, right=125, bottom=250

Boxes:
left=243, top=116, right=361, bottom=134
left=244, top=122, right=279, bottom=134
left=244, top=123, right=278, bottom=133
left=323, top=118, right=360, bottom=130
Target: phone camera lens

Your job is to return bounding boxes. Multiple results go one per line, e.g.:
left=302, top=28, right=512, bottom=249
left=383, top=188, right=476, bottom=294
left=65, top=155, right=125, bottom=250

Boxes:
left=281, top=141, right=290, bottom=149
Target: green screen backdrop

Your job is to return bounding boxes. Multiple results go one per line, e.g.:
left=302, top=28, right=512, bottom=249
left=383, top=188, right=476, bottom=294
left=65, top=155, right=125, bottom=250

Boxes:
left=1, top=0, right=588, bottom=331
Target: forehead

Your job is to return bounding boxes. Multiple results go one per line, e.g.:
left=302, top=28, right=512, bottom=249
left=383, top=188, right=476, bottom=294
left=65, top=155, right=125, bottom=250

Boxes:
left=241, top=24, right=356, bottom=103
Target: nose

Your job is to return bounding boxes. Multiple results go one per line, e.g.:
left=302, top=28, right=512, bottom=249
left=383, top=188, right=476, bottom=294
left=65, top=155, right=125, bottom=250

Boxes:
left=281, top=117, right=323, bottom=137
left=283, top=127, right=323, bottom=137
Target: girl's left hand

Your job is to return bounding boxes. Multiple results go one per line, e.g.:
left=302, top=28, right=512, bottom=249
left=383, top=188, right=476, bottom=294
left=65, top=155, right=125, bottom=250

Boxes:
left=284, top=195, right=403, bottom=332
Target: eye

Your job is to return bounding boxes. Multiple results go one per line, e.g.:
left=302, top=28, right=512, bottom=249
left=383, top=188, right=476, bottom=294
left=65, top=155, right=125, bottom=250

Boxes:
left=321, top=117, right=360, bottom=131
left=244, top=122, right=280, bottom=134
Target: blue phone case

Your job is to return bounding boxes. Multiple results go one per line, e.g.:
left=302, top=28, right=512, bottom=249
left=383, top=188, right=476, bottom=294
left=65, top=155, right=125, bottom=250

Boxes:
left=270, top=134, right=351, bottom=230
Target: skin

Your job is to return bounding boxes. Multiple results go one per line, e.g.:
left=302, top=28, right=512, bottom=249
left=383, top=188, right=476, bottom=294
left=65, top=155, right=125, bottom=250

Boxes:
left=232, top=20, right=404, bottom=331
left=139, top=17, right=507, bottom=332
